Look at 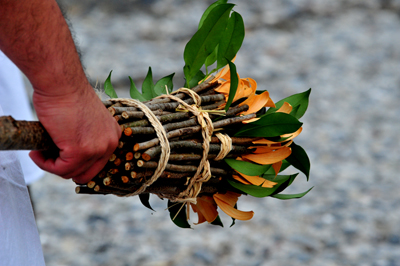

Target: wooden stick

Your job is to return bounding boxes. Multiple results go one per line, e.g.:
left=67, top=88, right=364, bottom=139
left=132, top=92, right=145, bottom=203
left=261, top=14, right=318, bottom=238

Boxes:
left=134, top=113, right=256, bottom=151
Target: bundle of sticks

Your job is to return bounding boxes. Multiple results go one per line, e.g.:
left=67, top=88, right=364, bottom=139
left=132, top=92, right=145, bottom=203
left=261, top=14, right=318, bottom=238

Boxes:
left=78, top=79, right=260, bottom=200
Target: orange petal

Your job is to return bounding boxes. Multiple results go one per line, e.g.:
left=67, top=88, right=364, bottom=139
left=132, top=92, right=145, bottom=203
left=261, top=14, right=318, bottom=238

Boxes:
left=190, top=203, right=207, bottom=224
left=276, top=102, right=293, bottom=114
left=194, top=195, right=219, bottom=223
left=233, top=79, right=256, bottom=102
left=272, top=161, right=282, bottom=176
left=252, top=138, right=277, bottom=145
left=213, top=192, right=254, bottom=221
left=214, top=191, right=240, bottom=207
left=212, top=65, right=230, bottom=82
left=214, top=80, right=231, bottom=95
left=280, top=127, right=303, bottom=141
left=251, top=127, right=302, bottom=145
left=232, top=174, right=252, bottom=185
left=239, top=91, right=273, bottom=115
left=264, top=98, right=276, bottom=108
left=241, top=146, right=292, bottom=165
left=237, top=172, right=277, bottom=188
left=249, top=144, right=288, bottom=154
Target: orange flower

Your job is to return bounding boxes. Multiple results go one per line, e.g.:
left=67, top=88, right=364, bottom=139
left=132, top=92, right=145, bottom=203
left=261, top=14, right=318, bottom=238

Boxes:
left=239, top=91, right=275, bottom=116
left=213, top=192, right=254, bottom=221
left=190, top=195, right=218, bottom=224
left=272, top=161, right=282, bottom=176
left=276, top=102, right=293, bottom=114
left=252, top=127, right=303, bottom=145
left=215, top=76, right=257, bottom=103
left=190, top=191, right=254, bottom=223
left=233, top=172, right=277, bottom=188
left=241, top=146, right=292, bottom=165
left=212, top=63, right=264, bottom=107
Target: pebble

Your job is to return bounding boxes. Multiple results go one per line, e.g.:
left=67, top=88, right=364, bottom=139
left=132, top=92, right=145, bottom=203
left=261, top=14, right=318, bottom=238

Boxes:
left=30, top=0, right=400, bottom=265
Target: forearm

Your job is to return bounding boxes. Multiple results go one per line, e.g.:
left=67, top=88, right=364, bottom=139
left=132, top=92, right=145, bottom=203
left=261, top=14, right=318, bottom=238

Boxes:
left=0, top=0, right=89, bottom=95
left=0, top=0, right=122, bottom=183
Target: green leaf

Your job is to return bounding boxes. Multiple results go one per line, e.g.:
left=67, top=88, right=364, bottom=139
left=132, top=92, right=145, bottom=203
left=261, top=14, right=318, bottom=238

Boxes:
left=234, top=113, right=303, bottom=137
left=104, top=70, right=118, bottom=98
left=205, top=45, right=219, bottom=70
left=227, top=174, right=298, bottom=198
left=286, top=142, right=311, bottom=180
left=265, top=89, right=311, bottom=119
left=224, top=158, right=272, bottom=176
left=230, top=204, right=238, bottom=227
left=224, top=60, right=238, bottom=111
left=265, top=173, right=297, bottom=195
left=139, top=194, right=155, bottom=212
left=211, top=215, right=224, bottom=227
left=154, top=73, right=175, bottom=96
left=279, top=159, right=291, bottom=173
left=129, top=76, right=146, bottom=102
left=167, top=200, right=191, bottom=229
left=187, top=70, right=206, bottom=88
left=142, top=67, right=155, bottom=100
left=184, top=4, right=234, bottom=82
left=198, top=0, right=228, bottom=29
left=272, top=187, right=313, bottom=200
left=217, top=11, right=245, bottom=69
left=230, top=217, right=236, bottom=227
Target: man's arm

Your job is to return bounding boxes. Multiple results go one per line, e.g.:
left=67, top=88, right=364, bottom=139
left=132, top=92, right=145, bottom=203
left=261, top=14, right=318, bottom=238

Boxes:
left=0, top=0, right=122, bottom=183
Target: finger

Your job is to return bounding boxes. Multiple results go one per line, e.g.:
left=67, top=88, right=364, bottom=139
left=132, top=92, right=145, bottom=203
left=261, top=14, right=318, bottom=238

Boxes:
left=70, top=157, right=110, bottom=184
left=29, top=150, right=94, bottom=179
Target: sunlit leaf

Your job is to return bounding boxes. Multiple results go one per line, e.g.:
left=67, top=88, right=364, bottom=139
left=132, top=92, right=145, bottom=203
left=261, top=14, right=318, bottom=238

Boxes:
left=224, top=158, right=273, bottom=176
left=154, top=73, right=175, bottom=96
left=224, top=60, right=238, bottom=111
left=286, top=142, right=311, bottom=180
left=265, top=173, right=298, bottom=195
left=211, top=215, right=224, bottom=227
left=104, top=70, right=118, bottom=98
left=235, top=113, right=303, bottom=137
left=142, top=67, right=155, bottom=100
left=187, top=70, right=206, bottom=88
left=139, top=194, right=155, bottom=212
left=205, top=45, right=219, bottom=69
left=265, top=89, right=311, bottom=119
left=129, top=76, right=146, bottom=102
left=198, top=0, right=228, bottom=29
left=272, top=187, right=313, bottom=200
left=217, top=11, right=245, bottom=69
left=167, top=200, right=191, bottom=229
left=184, top=4, right=234, bottom=82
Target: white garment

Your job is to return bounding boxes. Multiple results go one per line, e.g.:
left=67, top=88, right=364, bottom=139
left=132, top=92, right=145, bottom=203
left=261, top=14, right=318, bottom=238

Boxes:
left=0, top=104, right=45, bottom=266
left=0, top=51, right=44, bottom=185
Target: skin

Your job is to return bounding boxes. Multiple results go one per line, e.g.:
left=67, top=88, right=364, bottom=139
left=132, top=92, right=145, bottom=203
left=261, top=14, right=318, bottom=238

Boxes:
left=0, top=0, right=122, bottom=183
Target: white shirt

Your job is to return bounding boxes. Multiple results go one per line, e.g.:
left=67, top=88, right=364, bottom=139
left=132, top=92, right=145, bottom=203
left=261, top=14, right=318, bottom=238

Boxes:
left=0, top=104, right=46, bottom=265
left=0, top=51, right=44, bottom=185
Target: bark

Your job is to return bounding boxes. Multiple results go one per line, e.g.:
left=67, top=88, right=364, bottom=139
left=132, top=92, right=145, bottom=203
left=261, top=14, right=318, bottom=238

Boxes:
left=0, top=116, right=56, bottom=150
left=134, top=113, right=256, bottom=151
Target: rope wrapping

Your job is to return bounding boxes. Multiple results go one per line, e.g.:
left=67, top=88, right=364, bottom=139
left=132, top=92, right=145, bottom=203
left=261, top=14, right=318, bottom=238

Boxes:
left=109, top=89, right=233, bottom=204
left=109, top=98, right=170, bottom=197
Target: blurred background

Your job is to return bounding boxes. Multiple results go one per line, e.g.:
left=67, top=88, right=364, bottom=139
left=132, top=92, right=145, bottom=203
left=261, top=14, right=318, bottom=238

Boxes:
left=29, top=0, right=400, bottom=265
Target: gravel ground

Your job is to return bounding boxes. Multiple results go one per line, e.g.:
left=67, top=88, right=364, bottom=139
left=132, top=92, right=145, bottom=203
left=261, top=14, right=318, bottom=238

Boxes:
left=30, top=1, right=400, bottom=265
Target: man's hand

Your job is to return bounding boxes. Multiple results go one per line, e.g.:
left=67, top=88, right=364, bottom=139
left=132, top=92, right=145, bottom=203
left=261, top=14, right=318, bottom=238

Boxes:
left=0, top=0, right=122, bottom=183
left=29, top=86, right=121, bottom=184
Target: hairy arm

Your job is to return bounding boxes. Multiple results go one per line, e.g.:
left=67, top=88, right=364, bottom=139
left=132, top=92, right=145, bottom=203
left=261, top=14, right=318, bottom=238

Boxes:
left=0, top=0, right=121, bottom=183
